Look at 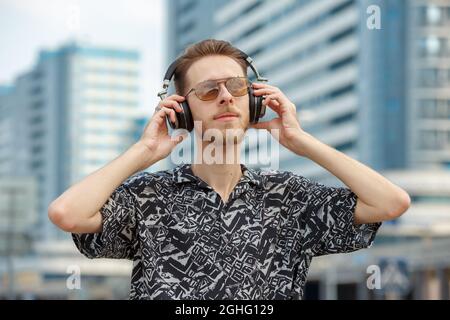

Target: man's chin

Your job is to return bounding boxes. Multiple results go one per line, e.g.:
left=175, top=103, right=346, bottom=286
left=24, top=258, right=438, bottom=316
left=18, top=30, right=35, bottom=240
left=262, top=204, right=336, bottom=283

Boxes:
left=209, top=121, right=247, bottom=131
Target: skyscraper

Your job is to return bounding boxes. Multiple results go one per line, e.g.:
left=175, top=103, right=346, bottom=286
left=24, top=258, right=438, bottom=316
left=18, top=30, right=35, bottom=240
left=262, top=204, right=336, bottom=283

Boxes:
left=407, top=1, right=450, bottom=169
left=0, top=42, right=141, bottom=240
left=166, top=0, right=450, bottom=182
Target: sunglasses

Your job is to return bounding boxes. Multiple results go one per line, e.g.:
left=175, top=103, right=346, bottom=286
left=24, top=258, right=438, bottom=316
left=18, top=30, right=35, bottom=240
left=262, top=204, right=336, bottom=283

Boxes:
left=184, top=76, right=250, bottom=101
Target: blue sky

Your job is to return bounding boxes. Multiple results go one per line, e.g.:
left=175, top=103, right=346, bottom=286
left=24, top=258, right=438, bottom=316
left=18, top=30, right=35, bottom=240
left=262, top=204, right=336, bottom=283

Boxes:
left=0, top=0, right=166, bottom=114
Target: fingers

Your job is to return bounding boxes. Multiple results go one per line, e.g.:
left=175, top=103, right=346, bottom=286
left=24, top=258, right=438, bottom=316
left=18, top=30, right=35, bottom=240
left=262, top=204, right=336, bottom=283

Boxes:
left=152, top=94, right=186, bottom=125
left=166, top=99, right=184, bottom=112
left=167, top=94, right=186, bottom=102
left=263, top=95, right=281, bottom=107
left=157, top=106, right=177, bottom=124
left=155, top=94, right=185, bottom=113
left=254, top=89, right=277, bottom=99
left=156, top=100, right=183, bottom=113
left=141, top=95, right=187, bottom=146
left=252, top=84, right=282, bottom=112
left=253, top=84, right=296, bottom=115
left=252, top=84, right=288, bottom=106
left=251, top=84, right=299, bottom=132
left=252, top=82, right=277, bottom=94
left=163, top=94, right=186, bottom=104
left=262, top=95, right=281, bottom=115
left=150, top=105, right=176, bottom=128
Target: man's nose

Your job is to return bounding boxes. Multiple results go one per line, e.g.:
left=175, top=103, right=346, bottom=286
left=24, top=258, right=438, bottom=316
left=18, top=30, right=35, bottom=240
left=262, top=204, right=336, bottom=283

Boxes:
left=218, top=83, right=234, bottom=105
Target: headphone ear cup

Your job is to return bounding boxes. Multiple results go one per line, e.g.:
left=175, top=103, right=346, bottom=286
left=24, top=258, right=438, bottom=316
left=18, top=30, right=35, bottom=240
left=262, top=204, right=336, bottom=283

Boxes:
left=165, top=101, right=192, bottom=132
left=258, top=95, right=266, bottom=119
left=175, top=100, right=194, bottom=132
left=248, top=86, right=265, bottom=124
left=248, top=86, right=257, bottom=123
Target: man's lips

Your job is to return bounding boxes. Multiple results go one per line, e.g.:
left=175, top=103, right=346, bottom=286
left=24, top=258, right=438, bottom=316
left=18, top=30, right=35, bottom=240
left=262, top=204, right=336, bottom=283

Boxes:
left=214, top=112, right=239, bottom=120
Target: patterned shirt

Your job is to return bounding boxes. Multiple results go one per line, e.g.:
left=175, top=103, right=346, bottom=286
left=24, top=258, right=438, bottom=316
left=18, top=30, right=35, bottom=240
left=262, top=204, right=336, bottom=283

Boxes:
left=72, top=163, right=381, bottom=300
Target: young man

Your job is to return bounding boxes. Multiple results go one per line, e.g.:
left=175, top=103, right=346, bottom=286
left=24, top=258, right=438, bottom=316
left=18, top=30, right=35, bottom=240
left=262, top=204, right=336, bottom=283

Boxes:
left=48, top=39, right=410, bottom=299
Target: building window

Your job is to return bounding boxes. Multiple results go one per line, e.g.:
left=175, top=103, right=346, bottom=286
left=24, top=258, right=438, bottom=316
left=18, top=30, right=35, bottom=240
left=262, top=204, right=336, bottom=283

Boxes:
left=419, top=99, right=437, bottom=118
left=437, top=99, right=448, bottom=117
left=31, top=160, right=43, bottom=170
left=32, top=145, right=43, bottom=154
left=329, top=84, right=355, bottom=99
left=418, top=5, right=445, bottom=26
left=426, top=5, right=443, bottom=25
left=30, top=86, right=43, bottom=95
left=30, top=129, right=45, bottom=139
left=330, top=113, right=355, bottom=126
left=420, top=130, right=447, bottom=149
left=335, top=140, right=355, bottom=151
left=179, top=20, right=195, bottom=34
left=328, top=27, right=356, bottom=44
left=240, top=22, right=264, bottom=39
left=419, top=131, right=432, bottom=149
left=32, top=70, right=44, bottom=80
left=222, top=0, right=264, bottom=28
left=31, top=100, right=44, bottom=110
left=419, top=68, right=450, bottom=87
left=418, top=37, right=448, bottom=57
left=328, top=55, right=356, bottom=71
left=329, top=0, right=355, bottom=16
left=179, top=0, right=196, bottom=13
left=30, top=114, right=44, bottom=125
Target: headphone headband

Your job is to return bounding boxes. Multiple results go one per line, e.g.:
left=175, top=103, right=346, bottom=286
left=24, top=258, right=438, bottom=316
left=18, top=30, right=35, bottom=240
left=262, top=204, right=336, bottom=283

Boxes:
left=157, top=48, right=268, bottom=101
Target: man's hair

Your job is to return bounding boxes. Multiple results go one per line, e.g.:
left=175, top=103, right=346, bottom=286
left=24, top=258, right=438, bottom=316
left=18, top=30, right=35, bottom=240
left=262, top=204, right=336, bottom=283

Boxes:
left=173, top=39, right=248, bottom=96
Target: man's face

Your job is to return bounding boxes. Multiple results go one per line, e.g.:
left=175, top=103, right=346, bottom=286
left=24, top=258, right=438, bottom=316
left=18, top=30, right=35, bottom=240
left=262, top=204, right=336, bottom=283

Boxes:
left=184, top=55, right=250, bottom=142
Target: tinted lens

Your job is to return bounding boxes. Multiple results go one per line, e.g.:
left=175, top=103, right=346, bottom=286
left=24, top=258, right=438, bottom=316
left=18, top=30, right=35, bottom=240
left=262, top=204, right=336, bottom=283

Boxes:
left=226, top=77, right=248, bottom=96
left=194, top=77, right=249, bottom=101
left=196, top=81, right=219, bottom=100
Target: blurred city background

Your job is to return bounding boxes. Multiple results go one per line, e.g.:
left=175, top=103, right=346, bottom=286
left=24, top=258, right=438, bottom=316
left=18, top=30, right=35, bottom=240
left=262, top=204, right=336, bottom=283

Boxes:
left=0, top=0, right=450, bottom=300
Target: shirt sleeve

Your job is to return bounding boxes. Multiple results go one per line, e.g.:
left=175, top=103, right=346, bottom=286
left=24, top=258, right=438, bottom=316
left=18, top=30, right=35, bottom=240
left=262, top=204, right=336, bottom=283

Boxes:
left=292, top=175, right=382, bottom=257
left=71, top=173, right=144, bottom=260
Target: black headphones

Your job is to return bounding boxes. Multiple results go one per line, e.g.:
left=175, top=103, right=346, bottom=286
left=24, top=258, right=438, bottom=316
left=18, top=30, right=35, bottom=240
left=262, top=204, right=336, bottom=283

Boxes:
left=157, top=49, right=268, bottom=132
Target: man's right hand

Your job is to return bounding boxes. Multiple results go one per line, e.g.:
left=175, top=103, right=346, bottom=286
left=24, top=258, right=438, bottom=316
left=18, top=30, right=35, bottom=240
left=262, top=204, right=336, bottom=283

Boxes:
left=48, top=95, right=189, bottom=233
left=136, top=94, right=188, bottom=169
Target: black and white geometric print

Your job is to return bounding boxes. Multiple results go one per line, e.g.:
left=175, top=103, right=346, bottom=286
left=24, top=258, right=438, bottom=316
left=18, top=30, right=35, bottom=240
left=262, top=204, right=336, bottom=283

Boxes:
left=72, top=163, right=381, bottom=300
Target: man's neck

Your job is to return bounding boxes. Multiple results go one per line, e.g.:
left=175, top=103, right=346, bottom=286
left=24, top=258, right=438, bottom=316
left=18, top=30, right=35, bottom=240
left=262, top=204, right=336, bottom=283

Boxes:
left=191, top=136, right=245, bottom=203
left=191, top=162, right=243, bottom=203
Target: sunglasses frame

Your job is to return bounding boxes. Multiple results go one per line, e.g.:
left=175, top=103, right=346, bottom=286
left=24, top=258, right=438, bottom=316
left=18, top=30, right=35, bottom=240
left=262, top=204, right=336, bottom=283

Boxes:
left=184, top=76, right=251, bottom=101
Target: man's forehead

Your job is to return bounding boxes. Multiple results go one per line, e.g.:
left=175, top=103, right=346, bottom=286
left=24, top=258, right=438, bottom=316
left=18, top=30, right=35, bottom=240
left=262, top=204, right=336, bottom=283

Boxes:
left=187, top=56, right=245, bottom=84
left=201, top=74, right=245, bottom=82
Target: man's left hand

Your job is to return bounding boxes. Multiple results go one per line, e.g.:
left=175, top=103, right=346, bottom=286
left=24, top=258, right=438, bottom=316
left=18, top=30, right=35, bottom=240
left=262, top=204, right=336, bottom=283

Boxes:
left=249, top=82, right=309, bottom=156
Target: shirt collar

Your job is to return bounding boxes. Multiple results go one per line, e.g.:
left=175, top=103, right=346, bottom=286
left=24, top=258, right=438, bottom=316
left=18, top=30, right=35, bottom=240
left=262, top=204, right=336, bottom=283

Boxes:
left=173, top=163, right=263, bottom=189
